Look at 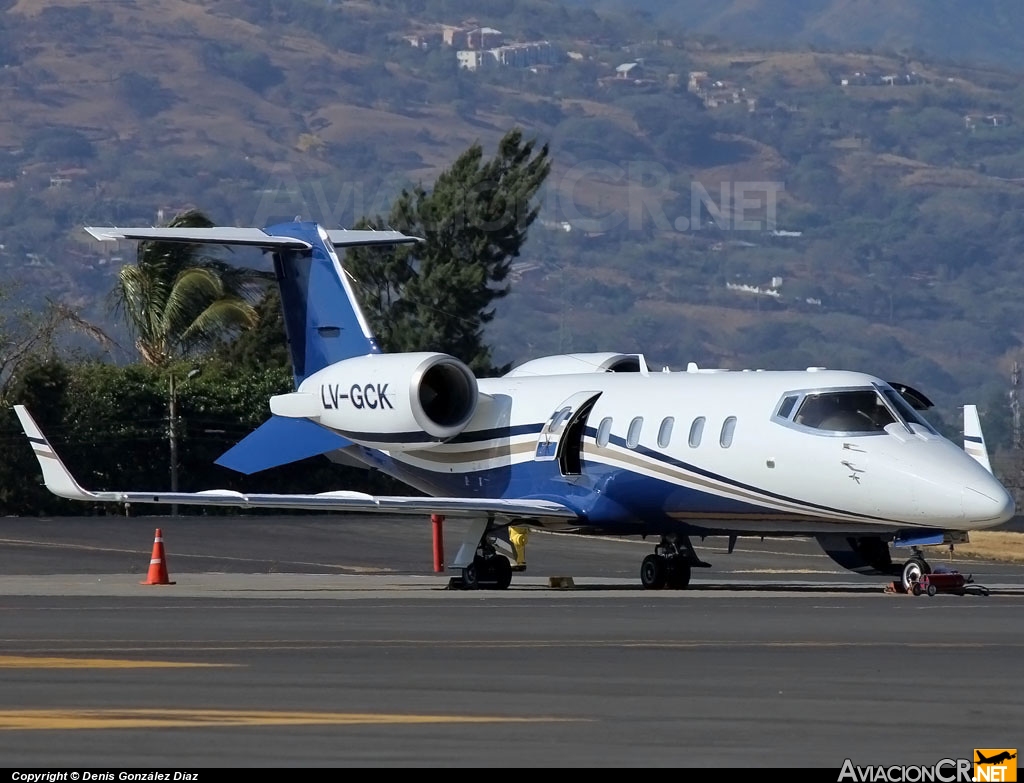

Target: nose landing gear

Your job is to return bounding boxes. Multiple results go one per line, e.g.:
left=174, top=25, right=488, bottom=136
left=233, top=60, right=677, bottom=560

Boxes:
left=900, top=552, right=932, bottom=593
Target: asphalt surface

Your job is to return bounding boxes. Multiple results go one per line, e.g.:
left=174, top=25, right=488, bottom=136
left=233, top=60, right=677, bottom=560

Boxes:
left=0, top=514, right=1022, bottom=768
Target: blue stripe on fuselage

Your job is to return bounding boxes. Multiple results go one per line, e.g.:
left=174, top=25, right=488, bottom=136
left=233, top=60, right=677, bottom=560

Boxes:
left=590, top=428, right=892, bottom=521
left=343, top=422, right=894, bottom=532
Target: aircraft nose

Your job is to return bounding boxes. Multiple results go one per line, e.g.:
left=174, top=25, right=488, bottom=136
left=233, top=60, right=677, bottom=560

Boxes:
left=961, top=480, right=1015, bottom=526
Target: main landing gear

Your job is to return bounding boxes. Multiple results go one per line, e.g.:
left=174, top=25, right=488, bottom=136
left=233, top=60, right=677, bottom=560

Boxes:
left=461, top=550, right=513, bottom=590
left=900, top=550, right=932, bottom=593
left=447, top=518, right=516, bottom=591
left=640, top=533, right=711, bottom=590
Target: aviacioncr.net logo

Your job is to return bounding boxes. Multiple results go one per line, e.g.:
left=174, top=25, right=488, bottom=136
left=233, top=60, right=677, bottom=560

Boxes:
left=838, top=759, right=974, bottom=782
left=973, top=750, right=1017, bottom=782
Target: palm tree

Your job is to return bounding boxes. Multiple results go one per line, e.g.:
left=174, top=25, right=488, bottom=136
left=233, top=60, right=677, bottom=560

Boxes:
left=110, top=209, right=269, bottom=367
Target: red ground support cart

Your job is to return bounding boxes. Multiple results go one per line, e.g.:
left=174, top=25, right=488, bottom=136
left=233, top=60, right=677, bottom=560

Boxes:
left=911, top=570, right=985, bottom=596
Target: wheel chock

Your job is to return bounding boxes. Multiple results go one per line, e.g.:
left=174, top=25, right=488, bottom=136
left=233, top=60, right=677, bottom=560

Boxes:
left=548, top=576, right=575, bottom=588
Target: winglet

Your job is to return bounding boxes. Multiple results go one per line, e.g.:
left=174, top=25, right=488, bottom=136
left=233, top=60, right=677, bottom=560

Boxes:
left=963, top=404, right=993, bottom=474
left=13, top=405, right=97, bottom=500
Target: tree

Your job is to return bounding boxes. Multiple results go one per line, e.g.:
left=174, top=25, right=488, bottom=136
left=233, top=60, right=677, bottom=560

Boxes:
left=1, top=282, right=115, bottom=404
left=345, top=128, right=552, bottom=376
left=109, top=209, right=268, bottom=367
left=211, top=287, right=290, bottom=372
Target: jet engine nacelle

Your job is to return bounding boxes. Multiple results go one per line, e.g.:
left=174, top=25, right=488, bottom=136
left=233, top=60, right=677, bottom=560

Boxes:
left=504, top=352, right=650, bottom=377
left=273, top=352, right=479, bottom=451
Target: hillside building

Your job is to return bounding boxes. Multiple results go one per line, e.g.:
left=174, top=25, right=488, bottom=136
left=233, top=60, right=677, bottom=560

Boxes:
left=458, top=41, right=559, bottom=70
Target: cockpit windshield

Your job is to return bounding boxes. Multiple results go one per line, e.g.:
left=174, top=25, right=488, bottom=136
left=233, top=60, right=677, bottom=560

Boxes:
left=880, top=386, right=939, bottom=435
left=777, top=384, right=941, bottom=436
left=793, top=389, right=897, bottom=433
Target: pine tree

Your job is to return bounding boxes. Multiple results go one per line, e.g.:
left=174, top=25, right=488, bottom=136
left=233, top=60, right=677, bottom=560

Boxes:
left=346, top=128, right=551, bottom=376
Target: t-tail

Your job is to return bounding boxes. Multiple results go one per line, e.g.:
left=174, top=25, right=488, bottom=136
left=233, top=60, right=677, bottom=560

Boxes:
left=84, top=221, right=421, bottom=472
left=86, top=221, right=418, bottom=385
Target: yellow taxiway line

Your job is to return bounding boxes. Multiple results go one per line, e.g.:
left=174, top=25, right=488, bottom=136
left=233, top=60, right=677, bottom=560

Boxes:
left=0, top=656, right=234, bottom=669
left=0, top=709, right=578, bottom=730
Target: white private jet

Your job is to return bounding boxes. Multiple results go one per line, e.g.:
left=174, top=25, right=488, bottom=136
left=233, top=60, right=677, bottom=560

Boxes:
left=14, top=221, right=1015, bottom=591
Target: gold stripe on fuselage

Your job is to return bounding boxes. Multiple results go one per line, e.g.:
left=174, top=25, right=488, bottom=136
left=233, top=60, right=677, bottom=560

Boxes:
left=391, top=433, right=876, bottom=524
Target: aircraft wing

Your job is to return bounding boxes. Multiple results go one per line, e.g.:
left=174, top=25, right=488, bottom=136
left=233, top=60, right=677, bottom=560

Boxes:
left=14, top=406, right=577, bottom=523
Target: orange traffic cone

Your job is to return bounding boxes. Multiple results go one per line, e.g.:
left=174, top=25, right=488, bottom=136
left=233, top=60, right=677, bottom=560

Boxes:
left=140, top=528, right=175, bottom=585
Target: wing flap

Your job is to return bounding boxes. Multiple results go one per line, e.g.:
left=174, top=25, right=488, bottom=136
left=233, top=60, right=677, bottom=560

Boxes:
left=14, top=406, right=579, bottom=522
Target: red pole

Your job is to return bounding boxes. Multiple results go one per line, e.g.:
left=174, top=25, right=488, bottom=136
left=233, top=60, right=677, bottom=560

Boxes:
left=431, top=514, right=445, bottom=572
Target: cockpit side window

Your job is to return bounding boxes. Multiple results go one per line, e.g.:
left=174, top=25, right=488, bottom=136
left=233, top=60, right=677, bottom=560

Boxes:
left=776, top=395, right=798, bottom=419
left=794, top=390, right=896, bottom=433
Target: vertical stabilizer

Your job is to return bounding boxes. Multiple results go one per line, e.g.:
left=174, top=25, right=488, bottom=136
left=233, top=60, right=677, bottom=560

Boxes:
left=265, top=222, right=378, bottom=385
left=963, top=404, right=993, bottom=474
left=266, top=223, right=421, bottom=386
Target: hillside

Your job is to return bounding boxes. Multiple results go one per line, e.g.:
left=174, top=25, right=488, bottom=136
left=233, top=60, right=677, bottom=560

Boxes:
left=2, top=0, right=1024, bottom=449
left=569, top=0, right=1024, bottom=70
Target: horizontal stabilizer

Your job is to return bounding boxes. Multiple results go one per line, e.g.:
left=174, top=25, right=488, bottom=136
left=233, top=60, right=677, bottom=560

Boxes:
left=84, top=226, right=421, bottom=251
left=84, top=226, right=313, bottom=249
left=215, top=415, right=353, bottom=475
left=324, top=230, right=421, bottom=248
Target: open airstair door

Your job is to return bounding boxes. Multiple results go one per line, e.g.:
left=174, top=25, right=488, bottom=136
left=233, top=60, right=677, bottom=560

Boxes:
left=535, top=391, right=602, bottom=476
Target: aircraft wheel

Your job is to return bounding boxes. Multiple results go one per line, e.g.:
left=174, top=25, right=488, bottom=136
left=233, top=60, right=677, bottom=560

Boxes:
left=463, top=559, right=482, bottom=590
left=492, top=556, right=513, bottom=590
left=666, top=560, right=692, bottom=590
left=901, top=556, right=930, bottom=593
left=640, top=554, right=667, bottom=590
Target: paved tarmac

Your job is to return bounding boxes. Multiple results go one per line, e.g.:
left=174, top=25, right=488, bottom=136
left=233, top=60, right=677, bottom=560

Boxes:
left=0, top=514, right=1022, bottom=768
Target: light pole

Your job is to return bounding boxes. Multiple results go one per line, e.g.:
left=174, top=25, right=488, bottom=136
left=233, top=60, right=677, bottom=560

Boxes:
left=168, top=366, right=202, bottom=516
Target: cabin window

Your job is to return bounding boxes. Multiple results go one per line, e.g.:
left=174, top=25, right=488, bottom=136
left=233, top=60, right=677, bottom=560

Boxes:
left=688, top=417, right=705, bottom=448
left=626, top=417, right=643, bottom=449
left=720, top=416, right=737, bottom=448
left=596, top=417, right=613, bottom=447
left=794, top=390, right=896, bottom=433
left=551, top=406, right=572, bottom=429
left=776, top=395, right=798, bottom=419
left=657, top=417, right=674, bottom=448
